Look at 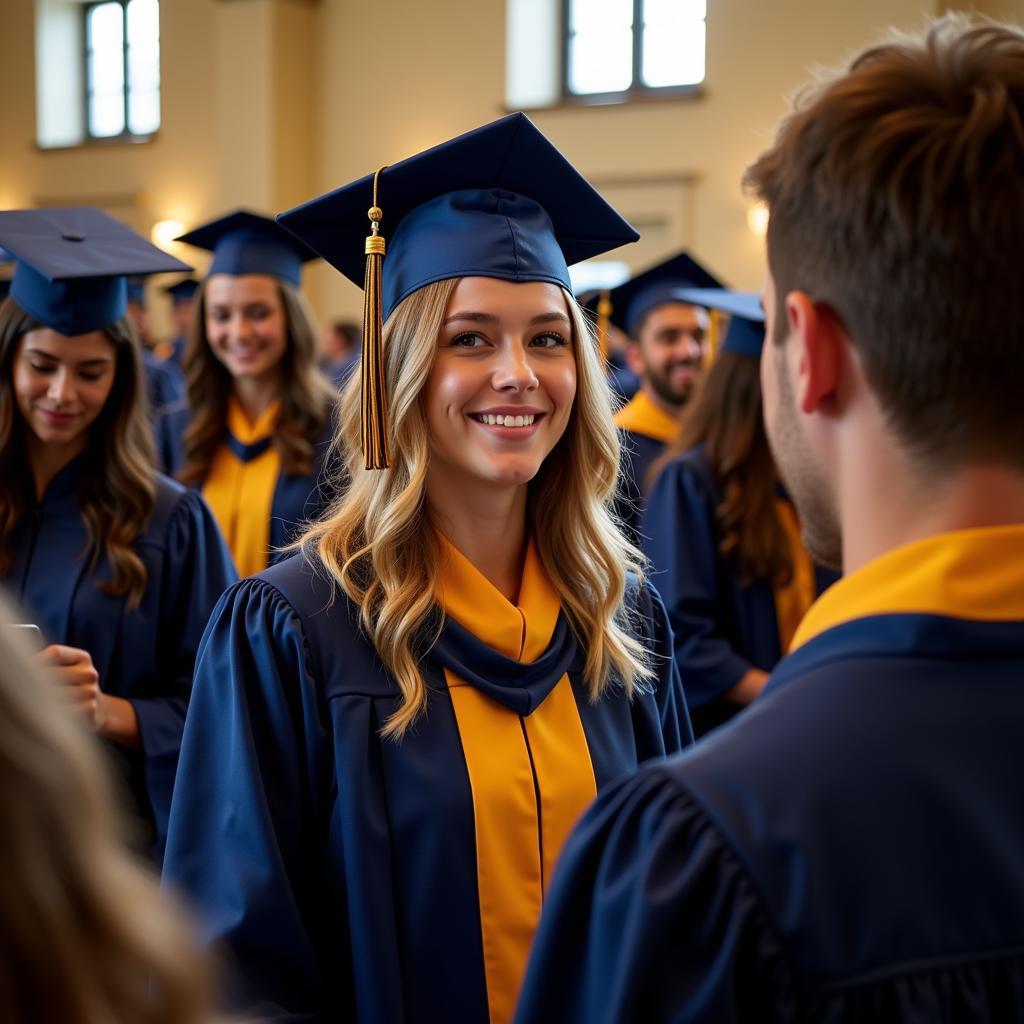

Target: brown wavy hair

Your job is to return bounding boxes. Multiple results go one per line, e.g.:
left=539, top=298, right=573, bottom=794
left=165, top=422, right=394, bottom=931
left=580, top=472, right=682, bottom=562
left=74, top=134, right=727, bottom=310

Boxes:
left=176, top=278, right=334, bottom=487
left=650, top=351, right=793, bottom=587
left=0, top=591, right=213, bottom=1023
left=0, top=300, right=156, bottom=609
left=302, top=279, right=651, bottom=739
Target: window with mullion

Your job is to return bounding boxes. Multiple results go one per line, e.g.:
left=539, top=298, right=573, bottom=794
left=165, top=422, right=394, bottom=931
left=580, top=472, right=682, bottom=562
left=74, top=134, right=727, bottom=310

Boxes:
left=84, top=0, right=160, bottom=140
left=563, top=0, right=706, bottom=101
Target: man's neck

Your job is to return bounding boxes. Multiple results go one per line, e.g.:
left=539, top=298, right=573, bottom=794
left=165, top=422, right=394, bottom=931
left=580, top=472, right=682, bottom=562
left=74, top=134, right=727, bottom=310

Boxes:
left=640, top=380, right=682, bottom=420
left=841, top=451, right=1024, bottom=574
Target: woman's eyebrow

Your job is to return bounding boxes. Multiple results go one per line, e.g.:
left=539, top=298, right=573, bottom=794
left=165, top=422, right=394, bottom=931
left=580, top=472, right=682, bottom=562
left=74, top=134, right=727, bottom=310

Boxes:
left=443, top=311, right=571, bottom=326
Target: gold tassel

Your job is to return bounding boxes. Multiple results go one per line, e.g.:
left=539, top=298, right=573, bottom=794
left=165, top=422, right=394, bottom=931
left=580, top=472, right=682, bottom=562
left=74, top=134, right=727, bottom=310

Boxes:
left=361, top=167, right=390, bottom=470
left=705, top=308, right=723, bottom=368
left=595, top=289, right=612, bottom=366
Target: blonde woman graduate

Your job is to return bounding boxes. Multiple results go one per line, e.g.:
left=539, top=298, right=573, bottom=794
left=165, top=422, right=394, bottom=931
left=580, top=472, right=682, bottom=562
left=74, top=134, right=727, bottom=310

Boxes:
left=163, top=114, right=692, bottom=1024
left=0, top=208, right=237, bottom=860
left=157, top=211, right=338, bottom=577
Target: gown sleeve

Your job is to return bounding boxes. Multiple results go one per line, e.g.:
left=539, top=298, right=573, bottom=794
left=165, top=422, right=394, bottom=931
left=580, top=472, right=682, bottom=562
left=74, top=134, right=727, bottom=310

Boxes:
left=162, top=576, right=335, bottom=1021
left=642, top=458, right=753, bottom=708
left=130, top=488, right=238, bottom=850
left=513, top=763, right=796, bottom=1024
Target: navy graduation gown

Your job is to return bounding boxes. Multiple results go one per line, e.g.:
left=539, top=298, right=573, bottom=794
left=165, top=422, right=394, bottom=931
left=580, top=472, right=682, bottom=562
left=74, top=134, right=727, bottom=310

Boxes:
left=163, top=551, right=690, bottom=1023
left=4, top=457, right=236, bottom=856
left=516, top=526, right=1024, bottom=1024
left=142, top=346, right=186, bottom=418
left=156, top=403, right=339, bottom=562
left=642, top=446, right=835, bottom=732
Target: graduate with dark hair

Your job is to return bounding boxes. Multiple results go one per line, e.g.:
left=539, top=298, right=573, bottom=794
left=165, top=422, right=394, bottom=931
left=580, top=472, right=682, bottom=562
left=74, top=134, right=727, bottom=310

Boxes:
left=163, top=113, right=690, bottom=1024
left=517, top=16, right=1024, bottom=1022
left=0, top=207, right=236, bottom=859
left=642, top=290, right=835, bottom=736
left=158, top=211, right=338, bottom=577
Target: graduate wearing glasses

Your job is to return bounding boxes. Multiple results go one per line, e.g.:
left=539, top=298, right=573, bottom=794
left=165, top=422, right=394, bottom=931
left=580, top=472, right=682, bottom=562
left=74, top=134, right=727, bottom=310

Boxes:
left=163, top=114, right=691, bottom=1024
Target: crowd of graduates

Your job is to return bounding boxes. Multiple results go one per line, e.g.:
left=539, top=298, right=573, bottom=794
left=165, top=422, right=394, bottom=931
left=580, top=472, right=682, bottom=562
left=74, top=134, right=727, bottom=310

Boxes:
left=2, top=12, right=1024, bottom=1023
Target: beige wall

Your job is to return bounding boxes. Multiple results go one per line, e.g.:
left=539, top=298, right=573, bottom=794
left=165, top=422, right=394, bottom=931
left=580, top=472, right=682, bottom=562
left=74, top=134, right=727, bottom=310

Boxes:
left=4, top=0, right=1019, bottom=334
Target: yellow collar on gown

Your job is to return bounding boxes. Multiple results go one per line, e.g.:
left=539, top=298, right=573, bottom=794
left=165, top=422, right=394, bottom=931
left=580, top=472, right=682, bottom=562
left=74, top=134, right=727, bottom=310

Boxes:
left=227, top=395, right=280, bottom=446
left=791, top=524, right=1024, bottom=652
left=435, top=532, right=561, bottom=662
left=613, top=390, right=679, bottom=443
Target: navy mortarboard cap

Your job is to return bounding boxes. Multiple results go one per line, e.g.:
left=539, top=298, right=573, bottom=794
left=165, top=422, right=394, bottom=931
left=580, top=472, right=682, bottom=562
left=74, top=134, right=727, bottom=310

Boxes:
left=606, top=252, right=724, bottom=337
left=277, top=112, right=639, bottom=469
left=680, top=288, right=765, bottom=358
left=0, top=207, right=192, bottom=336
left=176, top=210, right=318, bottom=286
left=162, top=276, right=200, bottom=304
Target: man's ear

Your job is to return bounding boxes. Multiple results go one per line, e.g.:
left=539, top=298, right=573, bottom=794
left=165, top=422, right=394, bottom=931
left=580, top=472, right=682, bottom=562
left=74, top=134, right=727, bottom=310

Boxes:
left=785, top=291, right=845, bottom=414
left=624, top=339, right=644, bottom=377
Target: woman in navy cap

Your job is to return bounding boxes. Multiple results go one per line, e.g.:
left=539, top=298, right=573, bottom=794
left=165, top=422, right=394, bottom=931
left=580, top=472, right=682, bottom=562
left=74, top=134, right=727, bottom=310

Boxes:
left=163, top=114, right=691, bottom=1024
left=159, top=211, right=337, bottom=577
left=0, top=206, right=237, bottom=859
left=643, top=290, right=836, bottom=736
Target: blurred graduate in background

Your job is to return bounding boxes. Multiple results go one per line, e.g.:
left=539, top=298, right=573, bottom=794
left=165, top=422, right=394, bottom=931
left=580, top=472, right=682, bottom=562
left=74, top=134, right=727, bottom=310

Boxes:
left=156, top=275, right=200, bottom=368
left=158, top=211, right=338, bottom=577
left=607, top=253, right=723, bottom=544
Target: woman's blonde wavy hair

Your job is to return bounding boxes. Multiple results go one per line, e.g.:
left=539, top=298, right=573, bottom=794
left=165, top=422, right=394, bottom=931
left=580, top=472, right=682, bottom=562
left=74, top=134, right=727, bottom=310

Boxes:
left=302, top=277, right=651, bottom=738
left=0, top=593, right=212, bottom=1023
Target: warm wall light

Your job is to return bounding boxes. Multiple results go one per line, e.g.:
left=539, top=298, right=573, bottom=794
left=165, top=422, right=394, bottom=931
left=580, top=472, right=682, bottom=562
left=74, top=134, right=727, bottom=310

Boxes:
left=747, top=203, right=769, bottom=238
left=152, top=219, right=185, bottom=248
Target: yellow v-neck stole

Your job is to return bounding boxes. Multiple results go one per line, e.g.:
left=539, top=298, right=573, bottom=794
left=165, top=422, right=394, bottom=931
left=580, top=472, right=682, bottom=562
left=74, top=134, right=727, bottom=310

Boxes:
left=773, top=498, right=817, bottom=652
left=202, top=397, right=281, bottom=578
left=436, top=534, right=597, bottom=1024
left=790, top=524, right=1024, bottom=653
left=613, top=390, right=679, bottom=443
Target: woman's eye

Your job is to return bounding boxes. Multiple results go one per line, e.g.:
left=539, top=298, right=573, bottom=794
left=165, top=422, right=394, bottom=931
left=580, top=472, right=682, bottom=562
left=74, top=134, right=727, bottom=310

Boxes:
left=451, top=332, right=487, bottom=348
left=531, top=332, right=569, bottom=349
left=248, top=306, right=272, bottom=320
left=79, top=372, right=103, bottom=383
left=29, top=362, right=55, bottom=374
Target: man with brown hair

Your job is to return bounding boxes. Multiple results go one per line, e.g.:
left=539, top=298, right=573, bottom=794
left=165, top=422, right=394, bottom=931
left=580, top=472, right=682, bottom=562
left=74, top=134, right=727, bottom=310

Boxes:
left=515, top=17, right=1024, bottom=1023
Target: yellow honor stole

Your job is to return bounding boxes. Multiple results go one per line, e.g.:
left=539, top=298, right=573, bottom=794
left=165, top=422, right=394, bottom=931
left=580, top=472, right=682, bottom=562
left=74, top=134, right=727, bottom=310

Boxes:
left=435, top=534, right=597, bottom=1024
left=202, top=397, right=282, bottom=578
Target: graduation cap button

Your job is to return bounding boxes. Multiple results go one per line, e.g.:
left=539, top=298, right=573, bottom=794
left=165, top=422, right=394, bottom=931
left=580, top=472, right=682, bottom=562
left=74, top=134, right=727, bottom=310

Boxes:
left=62, top=230, right=86, bottom=242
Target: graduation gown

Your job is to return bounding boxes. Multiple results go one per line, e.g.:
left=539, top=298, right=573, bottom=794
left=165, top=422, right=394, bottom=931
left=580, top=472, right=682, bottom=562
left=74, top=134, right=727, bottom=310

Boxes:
left=163, top=537, right=691, bottom=1024
left=515, top=524, right=1024, bottom=1024
left=3, top=457, right=237, bottom=856
left=157, top=397, right=337, bottom=576
left=612, top=391, right=678, bottom=547
left=642, top=445, right=836, bottom=734
left=142, top=346, right=185, bottom=418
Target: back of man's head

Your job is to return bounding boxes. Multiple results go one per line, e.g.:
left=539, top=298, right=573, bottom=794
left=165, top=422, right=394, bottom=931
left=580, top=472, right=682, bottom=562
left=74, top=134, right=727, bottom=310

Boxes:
left=746, top=16, right=1024, bottom=472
